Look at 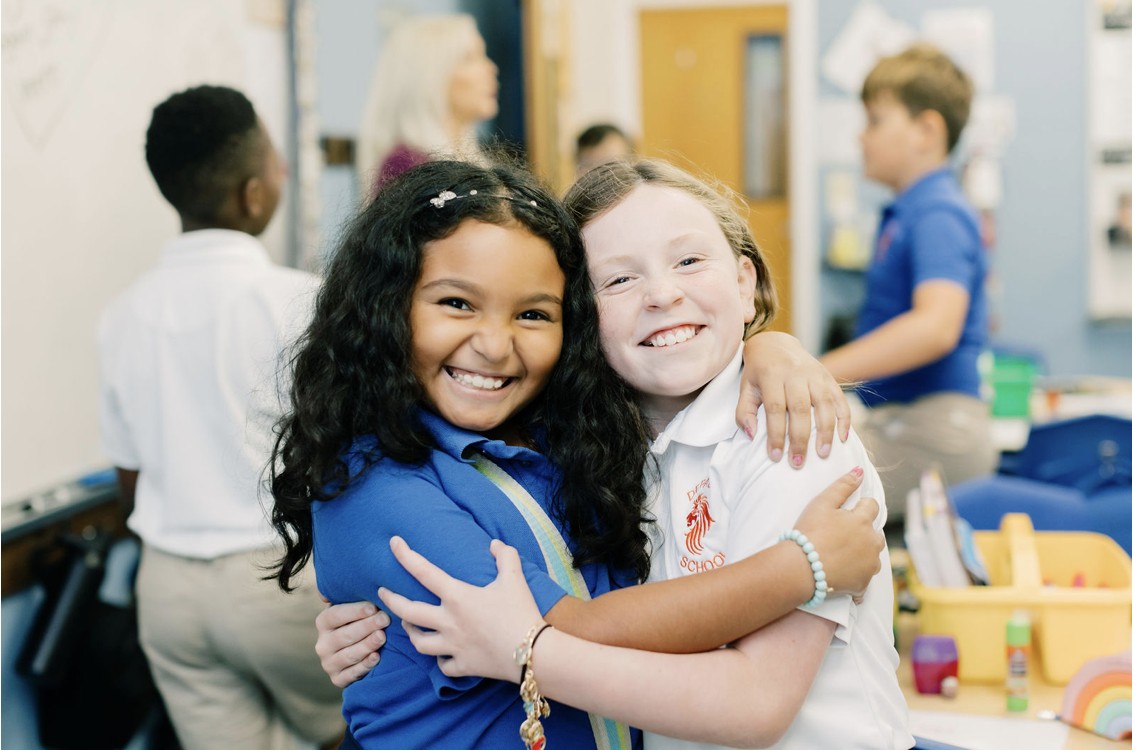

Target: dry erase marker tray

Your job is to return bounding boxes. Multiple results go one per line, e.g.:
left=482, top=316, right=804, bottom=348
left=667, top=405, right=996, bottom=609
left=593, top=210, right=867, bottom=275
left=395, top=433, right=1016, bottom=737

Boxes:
left=908, top=513, right=1131, bottom=685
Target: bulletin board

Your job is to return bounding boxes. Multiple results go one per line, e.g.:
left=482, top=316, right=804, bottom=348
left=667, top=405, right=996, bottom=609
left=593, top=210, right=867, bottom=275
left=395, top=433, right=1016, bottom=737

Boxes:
left=0, top=0, right=290, bottom=504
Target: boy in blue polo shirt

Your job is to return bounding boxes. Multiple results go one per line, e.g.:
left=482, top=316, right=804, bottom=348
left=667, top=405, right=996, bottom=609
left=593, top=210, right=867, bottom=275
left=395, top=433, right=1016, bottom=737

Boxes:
left=821, top=44, right=996, bottom=520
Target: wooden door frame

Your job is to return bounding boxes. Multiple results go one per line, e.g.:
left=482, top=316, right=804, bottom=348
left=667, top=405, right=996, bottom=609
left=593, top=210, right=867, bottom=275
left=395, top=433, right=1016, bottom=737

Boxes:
left=522, top=0, right=574, bottom=192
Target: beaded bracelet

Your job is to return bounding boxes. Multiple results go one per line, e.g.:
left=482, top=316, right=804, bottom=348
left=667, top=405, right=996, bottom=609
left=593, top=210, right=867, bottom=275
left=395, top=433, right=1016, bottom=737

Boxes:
left=779, top=528, right=829, bottom=607
left=514, top=621, right=553, bottom=750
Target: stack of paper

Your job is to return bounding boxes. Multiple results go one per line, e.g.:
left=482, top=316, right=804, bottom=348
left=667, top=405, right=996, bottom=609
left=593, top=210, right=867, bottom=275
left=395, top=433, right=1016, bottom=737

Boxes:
left=904, top=468, right=989, bottom=587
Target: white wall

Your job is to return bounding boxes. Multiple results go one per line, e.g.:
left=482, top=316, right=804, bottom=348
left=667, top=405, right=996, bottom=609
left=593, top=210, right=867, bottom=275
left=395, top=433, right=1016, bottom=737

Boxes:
left=1, top=0, right=291, bottom=503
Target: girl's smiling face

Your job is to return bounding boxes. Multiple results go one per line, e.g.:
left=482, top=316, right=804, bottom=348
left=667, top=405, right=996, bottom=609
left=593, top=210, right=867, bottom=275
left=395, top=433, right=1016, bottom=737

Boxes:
left=410, top=218, right=564, bottom=443
left=583, top=184, right=757, bottom=428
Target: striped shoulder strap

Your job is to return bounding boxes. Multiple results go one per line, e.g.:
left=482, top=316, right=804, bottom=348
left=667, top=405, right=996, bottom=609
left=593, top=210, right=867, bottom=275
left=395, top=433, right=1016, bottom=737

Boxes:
left=472, top=452, right=632, bottom=750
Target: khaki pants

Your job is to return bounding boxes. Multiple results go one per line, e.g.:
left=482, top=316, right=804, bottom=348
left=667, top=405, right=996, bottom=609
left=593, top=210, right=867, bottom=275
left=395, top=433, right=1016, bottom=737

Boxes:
left=136, top=544, right=344, bottom=749
left=856, top=392, right=999, bottom=526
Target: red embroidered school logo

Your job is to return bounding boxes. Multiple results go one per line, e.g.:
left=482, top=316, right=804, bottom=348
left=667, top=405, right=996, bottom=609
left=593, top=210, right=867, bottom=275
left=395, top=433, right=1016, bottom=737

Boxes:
left=684, top=492, right=715, bottom=555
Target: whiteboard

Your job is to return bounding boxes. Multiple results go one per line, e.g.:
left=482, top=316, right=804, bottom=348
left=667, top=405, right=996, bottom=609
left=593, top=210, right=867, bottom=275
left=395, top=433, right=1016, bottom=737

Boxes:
left=1, top=0, right=291, bottom=503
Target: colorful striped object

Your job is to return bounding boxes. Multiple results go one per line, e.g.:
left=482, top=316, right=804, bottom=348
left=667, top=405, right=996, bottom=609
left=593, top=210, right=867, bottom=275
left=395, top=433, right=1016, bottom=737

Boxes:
left=473, top=453, right=633, bottom=750
left=1061, top=652, right=1131, bottom=741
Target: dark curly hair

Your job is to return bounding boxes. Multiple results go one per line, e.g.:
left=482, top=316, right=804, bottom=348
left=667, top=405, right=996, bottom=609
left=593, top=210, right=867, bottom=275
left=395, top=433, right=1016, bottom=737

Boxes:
left=270, top=160, right=652, bottom=591
left=145, top=85, right=263, bottom=223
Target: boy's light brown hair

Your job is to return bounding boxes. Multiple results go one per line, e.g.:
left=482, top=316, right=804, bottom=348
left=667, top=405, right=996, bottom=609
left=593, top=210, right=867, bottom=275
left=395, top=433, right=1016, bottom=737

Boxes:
left=861, top=43, right=973, bottom=154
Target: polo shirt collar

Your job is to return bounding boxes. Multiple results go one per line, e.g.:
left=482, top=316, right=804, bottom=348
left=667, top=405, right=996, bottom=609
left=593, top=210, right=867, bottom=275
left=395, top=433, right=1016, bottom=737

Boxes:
left=887, top=166, right=954, bottom=215
left=419, top=409, right=547, bottom=463
left=649, top=344, right=743, bottom=455
left=159, top=229, right=272, bottom=268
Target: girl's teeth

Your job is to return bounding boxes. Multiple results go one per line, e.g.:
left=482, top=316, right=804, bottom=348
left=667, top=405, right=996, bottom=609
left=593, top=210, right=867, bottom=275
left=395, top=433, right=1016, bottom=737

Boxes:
left=649, top=326, right=695, bottom=347
left=452, top=371, right=506, bottom=390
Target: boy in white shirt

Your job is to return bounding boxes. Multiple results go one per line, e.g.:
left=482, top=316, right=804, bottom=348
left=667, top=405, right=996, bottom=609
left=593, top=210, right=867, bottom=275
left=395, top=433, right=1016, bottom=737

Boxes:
left=98, top=85, right=345, bottom=748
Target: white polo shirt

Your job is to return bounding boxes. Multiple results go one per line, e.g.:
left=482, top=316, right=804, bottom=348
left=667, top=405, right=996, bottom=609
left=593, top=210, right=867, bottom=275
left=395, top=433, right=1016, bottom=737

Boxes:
left=98, top=229, right=317, bottom=559
left=643, top=347, right=913, bottom=749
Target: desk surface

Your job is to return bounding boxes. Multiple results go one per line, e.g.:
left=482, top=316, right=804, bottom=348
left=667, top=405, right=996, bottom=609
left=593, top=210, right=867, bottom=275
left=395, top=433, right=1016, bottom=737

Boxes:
left=995, top=379, right=1132, bottom=451
left=843, top=378, right=1133, bottom=454
left=895, top=613, right=1130, bottom=750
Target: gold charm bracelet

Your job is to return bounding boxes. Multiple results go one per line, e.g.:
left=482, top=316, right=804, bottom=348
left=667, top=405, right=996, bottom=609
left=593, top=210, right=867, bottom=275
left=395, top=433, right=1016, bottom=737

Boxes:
left=515, top=621, right=553, bottom=750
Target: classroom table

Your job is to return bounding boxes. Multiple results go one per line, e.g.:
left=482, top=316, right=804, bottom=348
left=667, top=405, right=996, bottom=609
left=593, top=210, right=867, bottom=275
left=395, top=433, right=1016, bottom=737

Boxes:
left=990, top=376, right=1132, bottom=453
left=895, top=611, right=1130, bottom=750
left=843, top=377, right=1132, bottom=454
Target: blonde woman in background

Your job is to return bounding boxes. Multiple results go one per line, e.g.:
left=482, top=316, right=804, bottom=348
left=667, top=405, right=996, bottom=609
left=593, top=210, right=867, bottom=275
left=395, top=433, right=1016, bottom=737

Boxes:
left=356, top=14, right=498, bottom=199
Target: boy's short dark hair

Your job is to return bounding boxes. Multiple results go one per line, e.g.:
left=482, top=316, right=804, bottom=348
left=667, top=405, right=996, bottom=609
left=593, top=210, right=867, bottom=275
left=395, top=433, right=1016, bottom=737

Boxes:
left=575, top=123, right=629, bottom=157
left=861, top=44, right=973, bottom=154
left=145, top=85, right=262, bottom=223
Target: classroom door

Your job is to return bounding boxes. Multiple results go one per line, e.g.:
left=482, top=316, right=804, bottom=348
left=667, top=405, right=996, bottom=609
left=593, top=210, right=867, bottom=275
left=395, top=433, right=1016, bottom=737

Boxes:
left=640, top=5, right=793, bottom=332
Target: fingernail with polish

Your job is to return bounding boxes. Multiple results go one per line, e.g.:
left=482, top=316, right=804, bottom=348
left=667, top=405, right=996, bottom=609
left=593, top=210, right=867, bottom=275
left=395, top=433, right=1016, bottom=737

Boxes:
left=850, top=466, right=863, bottom=478
left=820, top=443, right=832, bottom=457
left=770, top=447, right=783, bottom=462
left=792, top=454, right=804, bottom=467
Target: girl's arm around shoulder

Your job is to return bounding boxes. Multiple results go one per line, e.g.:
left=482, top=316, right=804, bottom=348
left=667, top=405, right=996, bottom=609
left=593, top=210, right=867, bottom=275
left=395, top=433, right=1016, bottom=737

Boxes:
left=737, top=331, right=852, bottom=464
left=382, top=538, right=836, bottom=748
left=534, top=608, right=836, bottom=747
left=316, top=466, right=883, bottom=685
left=543, top=464, right=882, bottom=653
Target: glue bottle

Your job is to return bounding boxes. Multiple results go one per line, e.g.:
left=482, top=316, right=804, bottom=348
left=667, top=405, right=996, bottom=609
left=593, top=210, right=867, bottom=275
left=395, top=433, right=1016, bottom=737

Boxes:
left=1005, top=610, right=1031, bottom=711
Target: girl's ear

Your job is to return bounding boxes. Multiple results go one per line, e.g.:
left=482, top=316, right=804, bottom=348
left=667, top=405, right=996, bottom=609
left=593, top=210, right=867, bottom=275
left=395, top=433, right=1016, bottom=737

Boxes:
left=736, top=255, right=758, bottom=324
left=241, top=175, right=265, bottom=221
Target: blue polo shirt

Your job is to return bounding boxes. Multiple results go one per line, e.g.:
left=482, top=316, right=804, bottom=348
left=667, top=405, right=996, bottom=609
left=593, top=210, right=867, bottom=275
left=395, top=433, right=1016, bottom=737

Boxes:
left=855, top=168, right=989, bottom=406
left=312, top=410, right=639, bottom=749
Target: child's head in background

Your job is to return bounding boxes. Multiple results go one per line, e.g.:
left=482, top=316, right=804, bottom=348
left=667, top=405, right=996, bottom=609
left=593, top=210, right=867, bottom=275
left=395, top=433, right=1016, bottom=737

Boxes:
left=145, top=85, right=283, bottom=236
left=575, top=123, right=635, bottom=176
left=564, top=159, right=777, bottom=429
left=859, top=44, right=973, bottom=192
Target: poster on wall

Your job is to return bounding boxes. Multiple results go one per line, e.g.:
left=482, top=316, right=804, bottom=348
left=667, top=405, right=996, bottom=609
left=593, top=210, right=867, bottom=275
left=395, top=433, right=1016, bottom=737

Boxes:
left=821, top=1, right=915, bottom=94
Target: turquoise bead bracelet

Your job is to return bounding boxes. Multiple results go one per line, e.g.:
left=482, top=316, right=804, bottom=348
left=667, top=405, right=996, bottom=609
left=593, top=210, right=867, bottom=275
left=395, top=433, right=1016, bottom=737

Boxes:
left=779, top=528, right=829, bottom=607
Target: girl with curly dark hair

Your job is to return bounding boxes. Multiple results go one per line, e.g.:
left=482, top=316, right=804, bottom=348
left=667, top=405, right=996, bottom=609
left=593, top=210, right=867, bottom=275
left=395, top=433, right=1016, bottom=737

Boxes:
left=270, top=160, right=883, bottom=749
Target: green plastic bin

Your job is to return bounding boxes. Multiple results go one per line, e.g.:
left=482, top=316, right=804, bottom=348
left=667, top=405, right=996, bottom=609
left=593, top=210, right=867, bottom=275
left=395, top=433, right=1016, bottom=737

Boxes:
left=989, top=356, right=1037, bottom=417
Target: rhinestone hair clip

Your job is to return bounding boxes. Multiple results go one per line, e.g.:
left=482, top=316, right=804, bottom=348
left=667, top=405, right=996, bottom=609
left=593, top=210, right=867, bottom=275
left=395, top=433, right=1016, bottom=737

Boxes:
left=429, top=189, right=473, bottom=207
left=429, top=188, right=538, bottom=209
